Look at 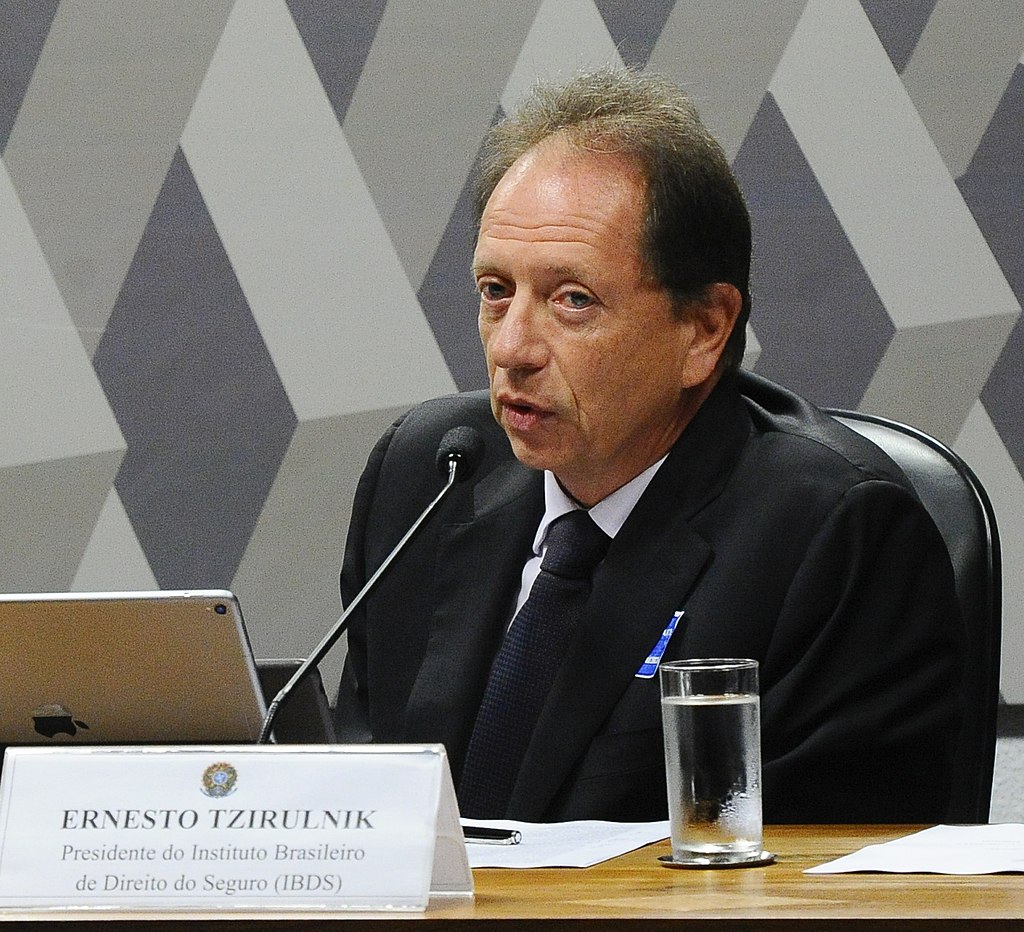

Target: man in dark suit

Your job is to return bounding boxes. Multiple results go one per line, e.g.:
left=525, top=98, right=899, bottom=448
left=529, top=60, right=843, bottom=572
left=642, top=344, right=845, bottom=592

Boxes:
left=334, top=69, right=964, bottom=824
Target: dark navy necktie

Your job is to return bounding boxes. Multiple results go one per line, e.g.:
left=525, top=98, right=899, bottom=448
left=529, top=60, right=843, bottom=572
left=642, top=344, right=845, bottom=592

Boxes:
left=458, top=510, right=611, bottom=818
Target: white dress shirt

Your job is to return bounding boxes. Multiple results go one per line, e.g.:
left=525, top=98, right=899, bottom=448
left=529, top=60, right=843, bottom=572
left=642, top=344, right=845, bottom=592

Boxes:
left=510, top=456, right=667, bottom=619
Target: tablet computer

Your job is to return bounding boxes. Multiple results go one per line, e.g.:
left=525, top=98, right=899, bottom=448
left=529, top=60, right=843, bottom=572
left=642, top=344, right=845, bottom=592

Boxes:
left=0, top=589, right=266, bottom=746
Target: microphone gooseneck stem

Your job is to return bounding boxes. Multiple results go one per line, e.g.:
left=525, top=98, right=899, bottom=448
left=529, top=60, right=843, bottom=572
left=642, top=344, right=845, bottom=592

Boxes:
left=257, top=459, right=461, bottom=744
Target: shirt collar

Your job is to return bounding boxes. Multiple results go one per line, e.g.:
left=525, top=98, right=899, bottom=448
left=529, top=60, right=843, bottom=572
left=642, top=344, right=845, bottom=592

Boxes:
left=532, top=456, right=668, bottom=556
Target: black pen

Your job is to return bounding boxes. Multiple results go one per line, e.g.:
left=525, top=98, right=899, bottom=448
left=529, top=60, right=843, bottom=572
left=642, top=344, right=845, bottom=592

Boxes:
left=463, top=826, right=522, bottom=845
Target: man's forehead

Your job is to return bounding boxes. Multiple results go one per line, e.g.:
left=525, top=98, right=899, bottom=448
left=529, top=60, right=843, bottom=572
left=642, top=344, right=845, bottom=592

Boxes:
left=475, top=147, right=645, bottom=258
left=495, top=134, right=644, bottom=195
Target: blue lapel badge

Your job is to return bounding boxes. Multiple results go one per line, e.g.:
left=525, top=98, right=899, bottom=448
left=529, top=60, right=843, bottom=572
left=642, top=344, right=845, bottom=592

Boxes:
left=634, top=610, right=684, bottom=678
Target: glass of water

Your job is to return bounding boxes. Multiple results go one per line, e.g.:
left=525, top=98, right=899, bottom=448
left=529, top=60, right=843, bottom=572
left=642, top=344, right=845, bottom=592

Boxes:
left=659, top=658, right=763, bottom=865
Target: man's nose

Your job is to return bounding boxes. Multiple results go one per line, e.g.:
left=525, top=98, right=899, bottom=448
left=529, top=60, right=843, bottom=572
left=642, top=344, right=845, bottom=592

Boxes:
left=486, top=296, right=547, bottom=372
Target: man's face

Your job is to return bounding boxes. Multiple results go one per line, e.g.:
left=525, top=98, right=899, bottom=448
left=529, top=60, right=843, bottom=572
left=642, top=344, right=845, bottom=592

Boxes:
left=474, top=136, right=715, bottom=506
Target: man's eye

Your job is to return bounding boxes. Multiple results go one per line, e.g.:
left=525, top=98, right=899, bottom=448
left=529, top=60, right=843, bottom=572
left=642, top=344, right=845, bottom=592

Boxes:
left=564, top=291, right=593, bottom=309
left=479, top=282, right=508, bottom=301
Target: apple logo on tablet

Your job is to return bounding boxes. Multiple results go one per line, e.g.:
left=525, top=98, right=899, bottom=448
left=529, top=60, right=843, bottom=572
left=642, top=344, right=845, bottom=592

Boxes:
left=31, top=704, right=90, bottom=738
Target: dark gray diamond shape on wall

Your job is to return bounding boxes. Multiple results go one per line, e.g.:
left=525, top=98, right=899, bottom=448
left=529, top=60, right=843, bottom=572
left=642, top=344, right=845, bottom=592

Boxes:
left=417, top=107, right=501, bottom=393
left=981, top=316, right=1024, bottom=481
left=860, top=0, right=937, bottom=74
left=964, top=65, right=1024, bottom=479
left=958, top=64, right=1024, bottom=303
left=735, top=94, right=893, bottom=410
left=0, top=0, right=60, bottom=152
left=286, top=0, right=388, bottom=126
left=93, top=148, right=297, bottom=588
left=594, top=0, right=676, bottom=69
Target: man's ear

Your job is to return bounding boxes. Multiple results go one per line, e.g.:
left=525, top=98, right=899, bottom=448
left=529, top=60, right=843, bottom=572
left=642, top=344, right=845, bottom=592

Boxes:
left=679, top=283, right=743, bottom=388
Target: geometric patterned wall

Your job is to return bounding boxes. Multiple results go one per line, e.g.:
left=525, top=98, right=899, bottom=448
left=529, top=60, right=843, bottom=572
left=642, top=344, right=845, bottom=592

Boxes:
left=2, top=0, right=1022, bottom=698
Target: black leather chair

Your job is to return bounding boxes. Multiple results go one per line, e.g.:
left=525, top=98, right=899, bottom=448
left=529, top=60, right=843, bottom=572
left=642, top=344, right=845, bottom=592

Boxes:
left=826, top=409, right=1001, bottom=823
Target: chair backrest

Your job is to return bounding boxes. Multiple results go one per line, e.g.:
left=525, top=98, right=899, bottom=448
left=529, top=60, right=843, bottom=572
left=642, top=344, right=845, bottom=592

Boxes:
left=826, top=409, right=1001, bottom=823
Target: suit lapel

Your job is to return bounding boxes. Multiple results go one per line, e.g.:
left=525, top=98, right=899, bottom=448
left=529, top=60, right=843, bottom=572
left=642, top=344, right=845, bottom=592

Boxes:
left=506, top=500, right=711, bottom=818
left=403, top=459, right=543, bottom=765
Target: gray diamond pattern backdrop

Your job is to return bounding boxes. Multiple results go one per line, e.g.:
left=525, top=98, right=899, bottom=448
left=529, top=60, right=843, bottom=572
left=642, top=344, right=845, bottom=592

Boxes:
left=1, top=0, right=1022, bottom=702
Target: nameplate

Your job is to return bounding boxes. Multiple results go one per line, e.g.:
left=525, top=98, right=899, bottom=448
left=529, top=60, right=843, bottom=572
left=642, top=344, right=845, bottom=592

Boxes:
left=0, top=744, right=472, bottom=912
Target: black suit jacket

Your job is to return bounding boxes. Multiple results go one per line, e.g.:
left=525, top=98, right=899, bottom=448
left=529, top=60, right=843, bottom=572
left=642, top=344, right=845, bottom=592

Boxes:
left=334, top=371, right=965, bottom=823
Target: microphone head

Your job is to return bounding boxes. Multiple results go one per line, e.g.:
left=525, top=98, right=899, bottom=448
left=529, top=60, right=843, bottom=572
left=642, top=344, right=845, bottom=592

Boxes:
left=435, top=426, right=485, bottom=482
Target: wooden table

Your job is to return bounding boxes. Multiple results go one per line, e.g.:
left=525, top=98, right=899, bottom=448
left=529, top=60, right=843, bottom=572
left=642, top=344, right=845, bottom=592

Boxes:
left=2, top=825, right=1022, bottom=929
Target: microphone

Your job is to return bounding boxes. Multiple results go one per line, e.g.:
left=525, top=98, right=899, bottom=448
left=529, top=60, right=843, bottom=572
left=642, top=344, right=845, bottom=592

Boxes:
left=435, top=425, right=485, bottom=482
left=257, top=425, right=485, bottom=743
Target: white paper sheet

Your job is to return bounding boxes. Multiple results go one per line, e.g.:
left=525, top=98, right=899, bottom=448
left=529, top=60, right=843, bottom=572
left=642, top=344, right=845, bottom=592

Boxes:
left=806, top=823, right=1024, bottom=875
left=462, top=819, right=670, bottom=868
